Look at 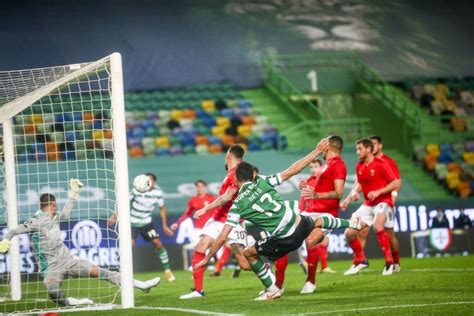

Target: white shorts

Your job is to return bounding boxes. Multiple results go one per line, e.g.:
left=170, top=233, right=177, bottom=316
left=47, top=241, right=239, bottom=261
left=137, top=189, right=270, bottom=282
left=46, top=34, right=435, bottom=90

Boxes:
left=200, top=218, right=247, bottom=246
left=300, top=211, right=334, bottom=235
left=351, top=203, right=394, bottom=228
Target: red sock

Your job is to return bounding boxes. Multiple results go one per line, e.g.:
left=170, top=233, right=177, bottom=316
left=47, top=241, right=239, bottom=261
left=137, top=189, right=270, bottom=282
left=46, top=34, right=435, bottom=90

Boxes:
left=376, top=230, right=394, bottom=265
left=349, top=238, right=366, bottom=264
left=306, top=247, right=318, bottom=284
left=215, top=246, right=232, bottom=272
left=275, top=255, right=288, bottom=288
left=392, top=250, right=400, bottom=265
left=192, top=251, right=206, bottom=292
left=317, top=244, right=328, bottom=269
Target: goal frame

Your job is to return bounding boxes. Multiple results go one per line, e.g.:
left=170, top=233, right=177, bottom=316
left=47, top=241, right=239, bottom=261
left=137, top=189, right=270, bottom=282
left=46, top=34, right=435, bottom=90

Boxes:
left=0, top=52, right=135, bottom=309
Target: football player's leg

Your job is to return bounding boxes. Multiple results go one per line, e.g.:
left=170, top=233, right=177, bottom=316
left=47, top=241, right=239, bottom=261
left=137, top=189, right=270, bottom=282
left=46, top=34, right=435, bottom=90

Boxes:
left=243, top=245, right=278, bottom=292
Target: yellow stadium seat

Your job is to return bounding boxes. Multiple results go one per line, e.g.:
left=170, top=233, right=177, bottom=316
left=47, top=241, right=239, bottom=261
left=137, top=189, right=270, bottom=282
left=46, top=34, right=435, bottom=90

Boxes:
left=237, top=125, right=252, bottom=138
left=216, top=117, right=231, bottom=128
left=170, top=110, right=185, bottom=121
left=155, top=136, right=170, bottom=148
left=202, top=100, right=215, bottom=112
left=211, top=126, right=226, bottom=136
left=31, top=114, right=43, bottom=124
left=463, top=152, right=474, bottom=164
left=426, top=144, right=440, bottom=155
left=443, top=100, right=457, bottom=111
left=435, top=84, right=449, bottom=94
left=93, top=130, right=104, bottom=140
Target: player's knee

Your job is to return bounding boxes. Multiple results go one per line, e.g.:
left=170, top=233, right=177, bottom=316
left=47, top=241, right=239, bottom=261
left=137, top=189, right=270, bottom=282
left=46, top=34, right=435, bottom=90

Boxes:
left=345, top=228, right=356, bottom=240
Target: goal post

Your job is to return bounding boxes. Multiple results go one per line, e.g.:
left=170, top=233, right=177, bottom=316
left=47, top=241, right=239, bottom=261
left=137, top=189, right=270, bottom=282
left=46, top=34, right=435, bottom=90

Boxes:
left=0, top=53, right=134, bottom=313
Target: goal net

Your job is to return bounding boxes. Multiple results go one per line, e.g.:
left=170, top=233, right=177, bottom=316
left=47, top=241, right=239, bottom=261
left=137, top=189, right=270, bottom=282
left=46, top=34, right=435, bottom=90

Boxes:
left=0, top=53, right=134, bottom=313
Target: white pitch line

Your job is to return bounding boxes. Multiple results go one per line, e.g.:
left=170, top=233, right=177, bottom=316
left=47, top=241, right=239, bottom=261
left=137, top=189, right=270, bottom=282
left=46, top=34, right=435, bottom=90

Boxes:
left=297, top=301, right=474, bottom=315
left=137, top=306, right=244, bottom=315
left=361, top=268, right=474, bottom=273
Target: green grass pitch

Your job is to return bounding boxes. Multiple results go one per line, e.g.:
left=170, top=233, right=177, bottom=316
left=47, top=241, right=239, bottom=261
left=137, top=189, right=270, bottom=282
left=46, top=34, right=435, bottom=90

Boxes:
left=3, top=256, right=474, bottom=315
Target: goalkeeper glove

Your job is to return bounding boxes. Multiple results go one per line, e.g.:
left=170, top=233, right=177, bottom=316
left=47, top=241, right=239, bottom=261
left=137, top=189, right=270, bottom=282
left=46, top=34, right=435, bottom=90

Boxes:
left=69, top=178, right=84, bottom=199
left=0, top=239, right=10, bottom=253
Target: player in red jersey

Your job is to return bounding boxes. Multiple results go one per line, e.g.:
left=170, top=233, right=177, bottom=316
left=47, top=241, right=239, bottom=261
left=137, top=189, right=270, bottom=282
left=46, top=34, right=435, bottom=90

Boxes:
left=274, top=135, right=347, bottom=294
left=179, top=145, right=250, bottom=299
left=364, top=136, right=402, bottom=271
left=340, top=138, right=398, bottom=276
left=170, top=179, right=215, bottom=243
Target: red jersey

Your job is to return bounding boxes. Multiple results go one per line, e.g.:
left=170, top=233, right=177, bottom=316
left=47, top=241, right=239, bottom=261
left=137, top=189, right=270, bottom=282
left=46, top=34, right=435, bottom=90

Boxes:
left=379, top=153, right=401, bottom=179
left=356, top=157, right=396, bottom=207
left=213, top=167, right=238, bottom=222
left=299, top=175, right=317, bottom=212
left=176, top=193, right=216, bottom=229
left=307, top=156, right=346, bottom=217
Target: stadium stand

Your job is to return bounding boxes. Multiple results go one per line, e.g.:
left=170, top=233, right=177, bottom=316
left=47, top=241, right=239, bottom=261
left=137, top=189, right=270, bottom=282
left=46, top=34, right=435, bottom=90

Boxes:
left=12, top=83, right=285, bottom=161
left=413, top=141, right=474, bottom=198
left=397, top=78, right=474, bottom=132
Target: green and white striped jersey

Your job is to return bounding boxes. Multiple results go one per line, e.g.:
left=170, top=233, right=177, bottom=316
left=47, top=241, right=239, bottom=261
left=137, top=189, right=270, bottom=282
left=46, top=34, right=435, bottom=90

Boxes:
left=226, top=174, right=299, bottom=239
left=130, top=186, right=165, bottom=227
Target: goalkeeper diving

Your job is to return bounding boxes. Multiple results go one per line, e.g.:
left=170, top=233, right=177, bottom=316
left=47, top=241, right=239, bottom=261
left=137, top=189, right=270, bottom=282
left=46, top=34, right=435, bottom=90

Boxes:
left=0, top=179, right=160, bottom=306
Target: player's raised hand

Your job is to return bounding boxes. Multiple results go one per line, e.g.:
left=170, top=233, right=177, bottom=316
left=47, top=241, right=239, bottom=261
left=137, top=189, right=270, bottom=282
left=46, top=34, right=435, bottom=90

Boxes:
left=301, top=185, right=316, bottom=199
left=316, top=138, right=330, bottom=153
left=69, top=178, right=84, bottom=199
left=0, top=239, right=10, bottom=253
left=194, top=208, right=206, bottom=219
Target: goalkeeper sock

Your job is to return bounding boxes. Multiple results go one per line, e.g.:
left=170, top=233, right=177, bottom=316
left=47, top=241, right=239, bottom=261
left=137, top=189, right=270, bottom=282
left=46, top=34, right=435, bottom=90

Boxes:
left=98, top=268, right=121, bottom=285
left=46, top=283, right=67, bottom=306
left=250, top=258, right=276, bottom=290
left=320, top=215, right=350, bottom=229
left=157, top=247, right=171, bottom=270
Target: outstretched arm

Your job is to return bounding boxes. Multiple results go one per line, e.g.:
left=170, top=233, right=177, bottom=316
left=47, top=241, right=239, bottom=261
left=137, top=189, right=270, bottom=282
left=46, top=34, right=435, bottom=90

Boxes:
left=302, top=179, right=345, bottom=200
left=193, top=224, right=233, bottom=270
left=194, top=187, right=238, bottom=219
left=279, top=138, right=329, bottom=182
left=60, top=178, right=83, bottom=220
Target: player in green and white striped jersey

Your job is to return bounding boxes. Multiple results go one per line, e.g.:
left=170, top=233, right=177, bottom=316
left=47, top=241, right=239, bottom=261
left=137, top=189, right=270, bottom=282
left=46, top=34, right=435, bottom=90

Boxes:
left=109, top=172, right=175, bottom=282
left=194, top=139, right=361, bottom=301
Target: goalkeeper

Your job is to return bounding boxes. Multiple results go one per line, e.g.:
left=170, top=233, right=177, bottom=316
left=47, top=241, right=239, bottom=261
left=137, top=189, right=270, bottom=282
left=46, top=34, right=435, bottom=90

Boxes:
left=0, top=179, right=160, bottom=306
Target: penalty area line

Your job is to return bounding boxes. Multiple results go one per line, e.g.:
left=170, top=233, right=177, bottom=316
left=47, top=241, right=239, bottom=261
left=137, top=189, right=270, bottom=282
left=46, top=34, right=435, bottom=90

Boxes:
left=298, top=301, right=474, bottom=315
left=137, top=306, right=244, bottom=316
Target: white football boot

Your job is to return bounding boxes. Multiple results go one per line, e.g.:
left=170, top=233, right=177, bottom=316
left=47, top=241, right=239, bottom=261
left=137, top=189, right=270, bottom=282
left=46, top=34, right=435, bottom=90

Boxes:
left=180, top=289, right=205, bottom=299
left=300, top=281, right=316, bottom=294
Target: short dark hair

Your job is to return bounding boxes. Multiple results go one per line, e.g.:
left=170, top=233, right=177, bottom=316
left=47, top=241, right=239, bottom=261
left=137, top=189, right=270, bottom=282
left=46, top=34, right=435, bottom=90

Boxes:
left=328, top=135, right=343, bottom=152
left=357, top=138, right=374, bottom=151
left=311, top=159, right=323, bottom=166
left=369, top=135, right=383, bottom=144
left=40, top=193, right=56, bottom=209
left=228, top=145, right=245, bottom=159
left=195, top=179, right=207, bottom=186
left=145, top=172, right=157, bottom=182
left=252, top=166, right=259, bottom=175
left=236, top=162, right=254, bottom=182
